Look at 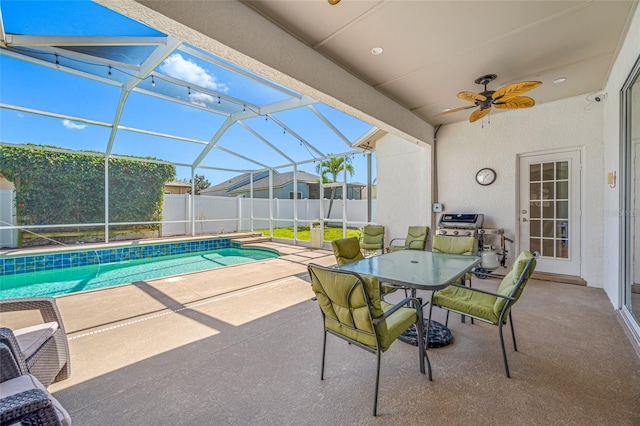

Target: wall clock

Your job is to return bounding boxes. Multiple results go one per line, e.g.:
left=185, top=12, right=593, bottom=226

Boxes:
left=475, top=168, right=496, bottom=186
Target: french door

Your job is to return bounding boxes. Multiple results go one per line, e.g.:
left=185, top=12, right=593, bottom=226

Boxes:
left=519, top=150, right=581, bottom=275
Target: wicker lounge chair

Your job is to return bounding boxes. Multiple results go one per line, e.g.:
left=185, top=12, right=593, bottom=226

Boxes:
left=0, top=342, right=71, bottom=425
left=0, top=297, right=71, bottom=387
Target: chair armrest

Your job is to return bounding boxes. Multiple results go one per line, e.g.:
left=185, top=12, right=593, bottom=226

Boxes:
left=407, top=240, right=425, bottom=249
left=0, top=330, right=29, bottom=379
left=388, top=238, right=405, bottom=247
left=0, top=298, right=65, bottom=331
left=443, top=283, right=516, bottom=301
left=373, top=296, right=419, bottom=324
left=0, top=389, right=60, bottom=426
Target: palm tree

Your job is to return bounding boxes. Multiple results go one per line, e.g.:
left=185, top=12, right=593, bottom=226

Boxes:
left=316, top=156, right=354, bottom=219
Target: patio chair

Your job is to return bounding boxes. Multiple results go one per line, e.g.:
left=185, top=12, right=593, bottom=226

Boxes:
left=331, top=237, right=399, bottom=297
left=431, top=234, right=476, bottom=286
left=359, top=225, right=385, bottom=255
left=0, top=342, right=71, bottom=426
left=429, top=251, right=537, bottom=377
left=387, top=226, right=429, bottom=252
left=0, top=297, right=71, bottom=387
left=307, top=263, right=429, bottom=416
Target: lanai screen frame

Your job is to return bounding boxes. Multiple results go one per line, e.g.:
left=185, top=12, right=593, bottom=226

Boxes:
left=0, top=4, right=377, bottom=246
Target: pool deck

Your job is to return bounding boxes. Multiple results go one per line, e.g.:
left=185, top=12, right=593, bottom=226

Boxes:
left=2, top=241, right=640, bottom=424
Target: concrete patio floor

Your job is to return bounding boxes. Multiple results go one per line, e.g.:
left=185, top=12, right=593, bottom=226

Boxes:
left=9, top=242, right=640, bottom=425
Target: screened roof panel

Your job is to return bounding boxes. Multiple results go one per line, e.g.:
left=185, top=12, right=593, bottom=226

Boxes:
left=312, top=104, right=375, bottom=142
left=0, top=55, right=120, bottom=122
left=119, top=92, right=228, bottom=141
left=1, top=1, right=164, bottom=37
left=271, top=108, right=353, bottom=155
left=111, top=131, right=205, bottom=165
left=215, top=124, right=293, bottom=167
left=0, top=113, right=113, bottom=153
left=61, top=45, right=159, bottom=68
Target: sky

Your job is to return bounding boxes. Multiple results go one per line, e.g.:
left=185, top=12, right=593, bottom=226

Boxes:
left=0, top=0, right=377, bottom=187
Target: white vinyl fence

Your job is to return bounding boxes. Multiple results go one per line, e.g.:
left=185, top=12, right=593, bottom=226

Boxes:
left=161, top=194, right=377, bottom=237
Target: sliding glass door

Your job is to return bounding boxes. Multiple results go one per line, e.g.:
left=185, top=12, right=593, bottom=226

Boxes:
left=621, top=55, right=640, bottom=340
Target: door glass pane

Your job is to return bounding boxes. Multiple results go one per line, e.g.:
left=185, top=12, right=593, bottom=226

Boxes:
left=557, top=221, right=569, bottom=239
left=530, top=201, right=541, bottom=218
left=542, top=162, right=554, bottom=180
left=556, top=181, right=568, bottom=199
left=530, top=220, right=541, bottom=237
left=530, top=238, right=541, bottom=254
left=543, top=182, right=554, bottom=199
left=556, top=240, right=569, bottom=258
left=530, top=182, right=541, bottom=200
left=530, top=164, right=541, bottom=181
left=543, top=220, right=554, bottom=237
left=556, top=161, right=569, bottom=179
left=543, top=201, right=554, bottom=218
left=557, top=201, right=569, bottom=219
left=542, top=239, right=554, bottom=256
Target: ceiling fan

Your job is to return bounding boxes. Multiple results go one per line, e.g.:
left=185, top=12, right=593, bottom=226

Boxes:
left=442, top=74, right=542, bottom=123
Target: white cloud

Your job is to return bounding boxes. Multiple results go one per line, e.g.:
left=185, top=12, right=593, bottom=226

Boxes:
left=188, top=91, right=215, bottom=107
left=160, top=54, right=228, bottom=93
left=62, top=119, right=86, bottom=130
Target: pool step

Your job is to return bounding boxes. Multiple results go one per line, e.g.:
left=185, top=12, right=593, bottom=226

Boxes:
left=231, top=233, right=272, bottom=244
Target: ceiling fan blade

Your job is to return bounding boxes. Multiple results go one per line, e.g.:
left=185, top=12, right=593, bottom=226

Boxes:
left=457, top=91, right=487, bottom=103
left=494, top=96, right=535, bottom=109
left=438, top=105, right=476, bottom=115
left=492, top=81, right=541, bottom=101
left=469, top=107, right=491, bottom=123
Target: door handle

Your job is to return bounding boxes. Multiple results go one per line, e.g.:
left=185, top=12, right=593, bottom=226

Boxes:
left=522, top=218, right=528, bottom=222
left=521, top=209, right=527, bottom=214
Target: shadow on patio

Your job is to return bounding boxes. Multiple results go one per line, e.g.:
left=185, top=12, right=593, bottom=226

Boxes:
left=36, top=243, right=640, bottom=424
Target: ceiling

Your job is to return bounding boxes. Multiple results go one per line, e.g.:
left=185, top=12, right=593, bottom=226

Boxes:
left=241, top=0, right=638, bottom=126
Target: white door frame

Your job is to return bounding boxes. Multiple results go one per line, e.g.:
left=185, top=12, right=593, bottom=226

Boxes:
left=516, top=147, right=584, bottom=276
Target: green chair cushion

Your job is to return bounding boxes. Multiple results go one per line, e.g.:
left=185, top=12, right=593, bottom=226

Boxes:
left=332, top=237, right=364, bottom=266
left=432, top=235, right=475, bottom=255
left=493, top=251, right=536, bottom=317
left=361, top=225, right=384, bottom=250
left=387, top=244, right=405, bottom=252
left=405, top=226, right=429, bottom=250
left=433, top=285, right=499, bottom=324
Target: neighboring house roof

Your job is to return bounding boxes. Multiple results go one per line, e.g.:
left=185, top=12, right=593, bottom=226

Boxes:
left=204, top=170, right=366, bottom=197
left=165, top=181, right=191, bottom=188
left=227, top=171, right=320, bottom=194
left=203, top=170, right=319, bottom=194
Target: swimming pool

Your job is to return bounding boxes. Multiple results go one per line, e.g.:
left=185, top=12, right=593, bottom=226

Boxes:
left=0, top=239, right=279, bottom=299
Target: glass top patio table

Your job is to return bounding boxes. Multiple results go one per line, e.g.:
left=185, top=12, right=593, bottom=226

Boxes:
left=338, top=250, right=481, bottom=292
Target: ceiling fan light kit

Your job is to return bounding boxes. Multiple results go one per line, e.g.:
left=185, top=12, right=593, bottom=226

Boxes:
left=443, top=74, right=542, bottom=123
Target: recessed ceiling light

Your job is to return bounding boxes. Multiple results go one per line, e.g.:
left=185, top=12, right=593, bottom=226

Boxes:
left=442, top=108, right=451, bottom=112
left=553, top=77, right=567, bottom=84
left=371, top=47, right=383, bottom=55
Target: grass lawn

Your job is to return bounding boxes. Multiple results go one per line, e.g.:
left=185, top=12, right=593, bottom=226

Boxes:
left=252, top=226, right=361, bottom=241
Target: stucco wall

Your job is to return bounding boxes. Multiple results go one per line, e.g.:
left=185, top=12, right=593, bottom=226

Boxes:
left=436, top=95, right=604, bottom=286
left=376, top=134, right=432, bottom=248
left=603, top=4, right=640, bottom=305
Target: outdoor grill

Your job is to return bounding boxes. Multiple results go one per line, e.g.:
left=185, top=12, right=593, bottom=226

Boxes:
left=436, top=213, right=484, bottom=237
left=436, top=213, right=484, bottom=255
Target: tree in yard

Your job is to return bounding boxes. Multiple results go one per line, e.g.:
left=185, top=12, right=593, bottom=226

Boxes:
left=315, top=155, right=354, bottom=219
left=180, top=174, right=211, bottom=195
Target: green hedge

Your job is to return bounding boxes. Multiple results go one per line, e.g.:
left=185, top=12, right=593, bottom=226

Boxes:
left=0, top=145, right=175, bottom=228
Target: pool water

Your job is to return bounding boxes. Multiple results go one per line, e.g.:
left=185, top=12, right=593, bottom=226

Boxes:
left=0, top=248, right=278, bottom=299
